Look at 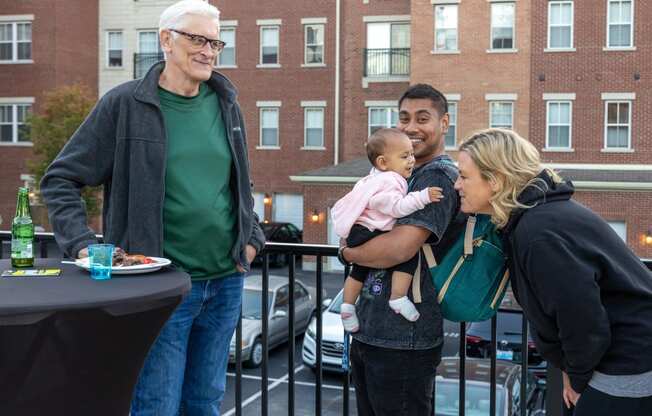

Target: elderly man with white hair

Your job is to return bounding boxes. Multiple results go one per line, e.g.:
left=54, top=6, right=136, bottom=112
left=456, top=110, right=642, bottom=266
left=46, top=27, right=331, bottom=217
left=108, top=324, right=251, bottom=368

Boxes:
left=40, top=1, right=264, bottom=414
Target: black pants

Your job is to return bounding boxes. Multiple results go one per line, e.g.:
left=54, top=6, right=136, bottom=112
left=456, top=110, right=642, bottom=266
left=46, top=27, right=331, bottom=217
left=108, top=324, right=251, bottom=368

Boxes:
left=572, top=386, right=652, bottom=416
left=350, top=340, right=442, bottom=416
left=347, top=225, right=419, bottom=282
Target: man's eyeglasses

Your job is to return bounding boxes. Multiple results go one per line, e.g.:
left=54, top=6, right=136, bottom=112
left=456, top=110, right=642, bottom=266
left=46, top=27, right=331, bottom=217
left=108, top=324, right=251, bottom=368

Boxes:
left=170, top=29, right=226, bottom=52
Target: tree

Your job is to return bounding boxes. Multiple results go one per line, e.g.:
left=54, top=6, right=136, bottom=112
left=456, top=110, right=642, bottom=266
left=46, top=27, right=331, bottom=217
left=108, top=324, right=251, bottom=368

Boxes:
left=27, top=84, right=101, bottom=215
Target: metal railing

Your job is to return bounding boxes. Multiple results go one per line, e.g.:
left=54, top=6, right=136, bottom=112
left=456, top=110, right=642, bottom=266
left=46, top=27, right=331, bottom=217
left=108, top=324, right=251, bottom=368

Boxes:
left=4, top=232, right=651, bottom=416
left=363, top=48, right=410, bottom=77
left=133, top=52, right=164, bottom=79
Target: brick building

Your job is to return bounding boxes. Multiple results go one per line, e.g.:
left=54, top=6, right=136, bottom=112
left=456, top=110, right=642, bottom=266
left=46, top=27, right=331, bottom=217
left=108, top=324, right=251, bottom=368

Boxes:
left=0, top=0, right=98, bottom=230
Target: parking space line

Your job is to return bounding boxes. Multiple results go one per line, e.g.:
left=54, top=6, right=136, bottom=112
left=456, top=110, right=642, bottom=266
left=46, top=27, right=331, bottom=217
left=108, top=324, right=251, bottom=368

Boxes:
left=226, top=371, right=356, bottom=392
left=223, top=365, right=305, bottom=416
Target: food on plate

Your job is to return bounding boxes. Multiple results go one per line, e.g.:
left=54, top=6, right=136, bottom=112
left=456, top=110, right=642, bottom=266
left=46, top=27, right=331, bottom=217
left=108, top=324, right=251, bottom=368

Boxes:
left=112, top=248, right=155, bottom=267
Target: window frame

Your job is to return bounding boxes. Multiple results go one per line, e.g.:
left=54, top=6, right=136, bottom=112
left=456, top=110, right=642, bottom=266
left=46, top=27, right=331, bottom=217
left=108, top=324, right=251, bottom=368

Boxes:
left=217, top=26, right=236, bottom=67
left=545, top=101, right=573, bottom=150
left=433, top=4, right=459, bottom=52
left=0, top=21, right=33, bottom=63
left=368, top=107, right=398, bottom=137
left=444, top=102, right=457, bottom=149
left=304, top=24, right=325, bottom=66
left=603, top=100, right=632, bottom=150
left=259, top=107, right=280, bottom=148
left=489, top=101, right=514, bottom=130
left=303, top=107, right=325, bottom=149
left=106, top=30, right=124, bottom=68
left=259, top=25, right=280, bottom=66
left=0, top=102, right=33, bottom=145
left=547, top=1, right=574, bottom=50
left=606, top=0, right=634, bottom=49
left=490, top=2, right=516, bottom=51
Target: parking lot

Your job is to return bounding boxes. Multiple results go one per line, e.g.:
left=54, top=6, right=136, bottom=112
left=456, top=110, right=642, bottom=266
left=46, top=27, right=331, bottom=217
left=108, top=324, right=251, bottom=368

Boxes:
left=220, top=264, right=463, bottom=416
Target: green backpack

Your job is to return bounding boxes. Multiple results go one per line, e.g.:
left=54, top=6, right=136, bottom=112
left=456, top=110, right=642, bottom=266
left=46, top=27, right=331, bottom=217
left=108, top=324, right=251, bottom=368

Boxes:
left=422, top=214, right=509, bottom=322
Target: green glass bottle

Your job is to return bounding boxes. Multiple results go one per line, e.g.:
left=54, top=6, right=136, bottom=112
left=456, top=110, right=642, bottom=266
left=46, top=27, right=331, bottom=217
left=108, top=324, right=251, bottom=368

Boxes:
left=11, top=187, right=34, bottom=268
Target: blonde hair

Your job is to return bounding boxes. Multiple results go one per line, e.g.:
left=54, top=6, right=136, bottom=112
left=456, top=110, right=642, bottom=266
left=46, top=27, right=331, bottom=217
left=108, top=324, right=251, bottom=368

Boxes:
left=458, top=128, right=563, bottom=228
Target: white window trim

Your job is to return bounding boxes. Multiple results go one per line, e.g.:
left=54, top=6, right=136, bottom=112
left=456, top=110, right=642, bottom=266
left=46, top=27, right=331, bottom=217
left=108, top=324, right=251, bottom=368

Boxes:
left=367, top=107, right=398, bottom=137
left=445, top=102, right=458, bottom=150
left=445, top=93, right=461, bottom=101
left=304, top=23, right=325, bottom=66
left=606, top=0, right=634, bottom=49
left=432, top=0, right=460, bottom=3
left=489, top=2, right=516, bottom=51
left=105, top=30, right=123, bottom=69
left=301, top=101, right=327, bottom=107
left=489, top=101, right=514, bottom=129
left=301, top=17, right=327, bottom=24
left=256, top=101, right=282, bottom=108
left=433, top=4, right=459, bottom=52
left=216, top=26, right=236, bottom=68
left=0, top=21, right=33, bottom=63
left=259, top=107, right=280, bottom=149
left=364, top=100, right=398, bottom=107
left=603, top=100, right=632, bottom=150
left=220, top=20, right=238, bottom=27
left=543, top=93, right=576, bottom=100
left=303, top=107, right=325, bottom=149
left=547, top=1, right=574, bottom=50
left=485, top=93, right=518, bottom=101
left=545, top=101, right=573, bottom=151
left=0, top=101, right=33, bottom=145
left=259, top=25, right=280, bottom=67
left=363, top=15, right=411, bottom=23
left=256, top=19, right=282, bottom=26
left=601, top=92, right=635, bottom=100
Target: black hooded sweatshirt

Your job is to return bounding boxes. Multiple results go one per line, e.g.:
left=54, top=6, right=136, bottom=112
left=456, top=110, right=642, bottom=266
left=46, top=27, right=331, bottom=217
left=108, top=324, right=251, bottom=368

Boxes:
left=501, top=170, right=652, bottom=393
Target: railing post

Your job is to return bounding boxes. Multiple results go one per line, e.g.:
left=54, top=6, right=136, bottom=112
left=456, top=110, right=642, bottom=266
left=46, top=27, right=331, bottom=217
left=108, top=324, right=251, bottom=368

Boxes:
left=261, top=254, right=270, bottom=416
left=235, top=312, right=243, bottom=416
left=315, top=255, right=323, bottom=416
left=288, top=256, right=296, bottom=416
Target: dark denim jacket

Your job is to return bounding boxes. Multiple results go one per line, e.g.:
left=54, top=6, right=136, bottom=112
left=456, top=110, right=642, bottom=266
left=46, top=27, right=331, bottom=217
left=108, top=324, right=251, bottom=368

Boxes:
left=352, top=156, right=462, bottom=349
left=41, top=62, right=265, bottom=266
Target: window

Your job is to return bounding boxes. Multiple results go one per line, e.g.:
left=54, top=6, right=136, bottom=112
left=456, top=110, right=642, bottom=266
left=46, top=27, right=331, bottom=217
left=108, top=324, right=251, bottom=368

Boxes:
left=218, top=27, right=236, bottom=66
left=434, top=4, right=458, bottom=51
left=491, top=3, right=515, bottom=50
left=445, top=102, right=457, bottom=149
left=107, top=31, right=123, bottom=67
left=0, top=103, right=31, bottom=143
left=546, top=101, right=572, bottom=149
left=548, top=1, right=573, bottom=49
left=489, top=102, right=513, bottom=129
left=0, top=22, right=32, bottom=62
left=272, top=193, right=304, bottom=229
left=368, top=107, right=398, bottom=136
left=252, top=192, right=265, bottom=221
left=260, top=108, right=279, bottom=147
left=304, top=24, right=324, bottom=65
left=607, top=0, right=633, bottom=48
left=607, top=221, right=627, bottom=242
left=304, top=108, right=324, bottom=148
left=260, top=26, right=279, bottom=65
left=604, top=101, right=631, bottom=149
left=365, top=22, right=410, bottom=76
left=135, top=31, right=162, bottom=78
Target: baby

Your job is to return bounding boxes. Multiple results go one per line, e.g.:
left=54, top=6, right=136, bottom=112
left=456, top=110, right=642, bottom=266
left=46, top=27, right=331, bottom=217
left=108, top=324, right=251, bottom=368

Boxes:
left=331, top=128, right=442, bottom=332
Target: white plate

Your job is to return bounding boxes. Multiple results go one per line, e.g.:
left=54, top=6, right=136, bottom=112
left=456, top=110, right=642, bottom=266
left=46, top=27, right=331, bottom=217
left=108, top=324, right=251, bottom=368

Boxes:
left=75, top=257, right=172, bottom=275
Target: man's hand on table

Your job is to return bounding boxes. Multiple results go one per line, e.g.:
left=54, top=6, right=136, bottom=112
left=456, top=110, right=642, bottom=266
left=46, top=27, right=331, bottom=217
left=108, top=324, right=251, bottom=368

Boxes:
left=236, top=244, right=257, bottom=273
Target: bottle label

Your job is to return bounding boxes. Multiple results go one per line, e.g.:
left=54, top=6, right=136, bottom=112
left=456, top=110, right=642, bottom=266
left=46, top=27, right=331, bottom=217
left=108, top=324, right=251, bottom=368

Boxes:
left=11, top=238, right=33, bottom=259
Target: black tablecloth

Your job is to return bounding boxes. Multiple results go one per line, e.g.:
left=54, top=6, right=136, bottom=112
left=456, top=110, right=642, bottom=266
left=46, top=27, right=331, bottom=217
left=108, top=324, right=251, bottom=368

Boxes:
left=0, top=258, right=191, bottom=416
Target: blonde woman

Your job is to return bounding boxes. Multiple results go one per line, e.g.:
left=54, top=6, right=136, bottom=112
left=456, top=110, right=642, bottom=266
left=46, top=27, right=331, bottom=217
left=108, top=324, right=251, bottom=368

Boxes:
left=454, top=128, right=652, bottom=415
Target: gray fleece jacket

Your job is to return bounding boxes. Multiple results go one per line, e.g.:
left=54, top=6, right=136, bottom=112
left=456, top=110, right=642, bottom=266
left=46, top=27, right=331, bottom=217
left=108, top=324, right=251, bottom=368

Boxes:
left=41, top=62, right=265, bottom=268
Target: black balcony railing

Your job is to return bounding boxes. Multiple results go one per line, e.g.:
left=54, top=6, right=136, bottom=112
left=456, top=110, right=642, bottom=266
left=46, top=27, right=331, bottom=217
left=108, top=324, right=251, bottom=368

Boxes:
left=3, top=232, right=651, bottom=416
left=133, top=52, right=164, bottom=79
left=363, top=48, right=410, bottom=77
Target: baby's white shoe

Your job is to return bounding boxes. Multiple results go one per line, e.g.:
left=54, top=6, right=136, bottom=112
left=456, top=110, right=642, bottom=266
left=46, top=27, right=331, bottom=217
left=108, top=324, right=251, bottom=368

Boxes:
left=389, top=296, right=420, bottom=322
left=340, top=303, right=360, bottom=332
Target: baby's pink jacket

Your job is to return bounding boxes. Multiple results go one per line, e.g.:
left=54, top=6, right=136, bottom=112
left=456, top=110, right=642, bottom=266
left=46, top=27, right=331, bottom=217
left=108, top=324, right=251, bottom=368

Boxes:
left=331, top=169, right=431, bottom=238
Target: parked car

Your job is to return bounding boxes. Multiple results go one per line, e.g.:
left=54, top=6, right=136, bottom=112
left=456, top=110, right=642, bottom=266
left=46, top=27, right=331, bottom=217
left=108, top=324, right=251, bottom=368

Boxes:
left=465, top=310, right=547, bottom=377
left=229, top=274, right=317, bottom=367
left=302, top=289, right=350, bottom=373
left=254, top=222, right=303, bottom=267
left=435, top=357, right=546, bottom=416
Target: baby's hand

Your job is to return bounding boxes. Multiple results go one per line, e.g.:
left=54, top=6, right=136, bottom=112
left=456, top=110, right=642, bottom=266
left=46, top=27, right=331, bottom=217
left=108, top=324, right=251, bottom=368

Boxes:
left=428, top=187, right=443, bottom=202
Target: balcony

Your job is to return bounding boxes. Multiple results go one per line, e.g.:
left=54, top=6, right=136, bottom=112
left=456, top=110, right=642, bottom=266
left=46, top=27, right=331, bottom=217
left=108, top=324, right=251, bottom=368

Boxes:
left=4, top=232, right=649, bottom=416
left=363, top=48, right=410, bottom=77
left=133, top=52, right=164, bottom=79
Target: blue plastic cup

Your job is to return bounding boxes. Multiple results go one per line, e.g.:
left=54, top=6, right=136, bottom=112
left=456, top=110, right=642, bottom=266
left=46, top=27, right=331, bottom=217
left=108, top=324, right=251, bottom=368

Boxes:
left=88, top=244, right=114, bottom=280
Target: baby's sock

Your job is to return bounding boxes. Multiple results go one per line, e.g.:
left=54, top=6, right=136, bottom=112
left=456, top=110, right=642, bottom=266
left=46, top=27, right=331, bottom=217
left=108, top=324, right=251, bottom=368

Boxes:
left=388, top=296, right=420, bottom=322
left=340, top=303, right=360, bottom=332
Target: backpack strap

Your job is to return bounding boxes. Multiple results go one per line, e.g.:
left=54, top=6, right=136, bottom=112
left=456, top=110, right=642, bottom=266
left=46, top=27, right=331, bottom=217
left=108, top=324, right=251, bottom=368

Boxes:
left=464, top=215, right=477, bottom=256
left=411, top=253, right=422, bottom=304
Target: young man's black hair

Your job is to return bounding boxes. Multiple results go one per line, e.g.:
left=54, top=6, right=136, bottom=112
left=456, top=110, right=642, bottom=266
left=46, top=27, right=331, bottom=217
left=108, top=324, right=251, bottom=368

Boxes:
left=398, top=83, right=448, bottom=117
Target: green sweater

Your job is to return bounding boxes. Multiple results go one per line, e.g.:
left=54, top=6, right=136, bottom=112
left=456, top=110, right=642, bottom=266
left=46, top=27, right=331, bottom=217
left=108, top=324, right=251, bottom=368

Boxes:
left=159, top=83, right=237, bottom=280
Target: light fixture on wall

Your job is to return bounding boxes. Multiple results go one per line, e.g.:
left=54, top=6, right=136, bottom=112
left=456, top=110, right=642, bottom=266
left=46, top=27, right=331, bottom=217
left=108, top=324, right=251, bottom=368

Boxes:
left=644, top=229, right=652, bottom=246
left=263, top=193, right=271, bottom=205
left=310, top=210, right=320, bottom=223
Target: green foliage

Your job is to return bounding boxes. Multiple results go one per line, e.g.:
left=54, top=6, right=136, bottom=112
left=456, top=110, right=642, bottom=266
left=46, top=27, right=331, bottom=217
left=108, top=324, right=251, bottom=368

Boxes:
left=26, top=84, right=101, bottom=215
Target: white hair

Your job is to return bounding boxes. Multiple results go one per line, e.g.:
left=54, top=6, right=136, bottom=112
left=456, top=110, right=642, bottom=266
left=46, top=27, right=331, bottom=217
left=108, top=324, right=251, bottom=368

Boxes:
left=159, top=0, right=220, bottom=32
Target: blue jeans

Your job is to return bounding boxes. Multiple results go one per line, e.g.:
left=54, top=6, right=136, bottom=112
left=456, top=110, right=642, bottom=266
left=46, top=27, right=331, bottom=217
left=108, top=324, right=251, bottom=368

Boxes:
left=131, top=273, right=244, bottom=416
